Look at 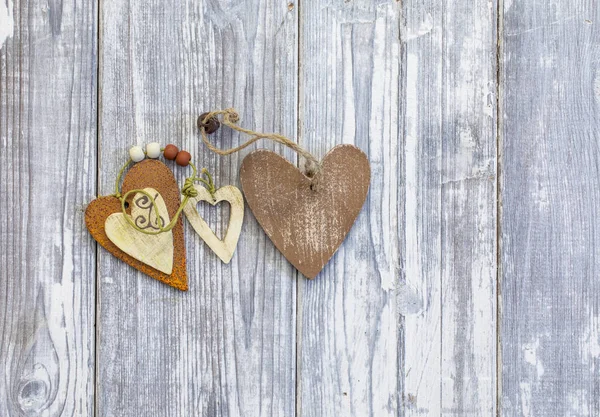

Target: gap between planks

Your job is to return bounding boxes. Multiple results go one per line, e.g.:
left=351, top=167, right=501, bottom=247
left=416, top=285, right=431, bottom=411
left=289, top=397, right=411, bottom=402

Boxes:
left=495, top=0, right=504, bottom=416
left=295, top=0, right=304, bottom=416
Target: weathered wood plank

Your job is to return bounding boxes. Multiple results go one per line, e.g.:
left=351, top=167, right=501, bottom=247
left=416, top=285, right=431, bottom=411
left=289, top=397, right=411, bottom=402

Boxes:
left=298, top=1, right=402, bottom=416
left=403, top=0, right=499, bottom=414
left=501, top=1, right=600, bottom=415
left=98, top=0, right=298, bottom=415
left=438, top=0, right=497, bottom=414
left=401, top=2, right=444, bottom=414
left=402, top=0, right=498, bottom=414
left=0, top=0, right=97, bottom=414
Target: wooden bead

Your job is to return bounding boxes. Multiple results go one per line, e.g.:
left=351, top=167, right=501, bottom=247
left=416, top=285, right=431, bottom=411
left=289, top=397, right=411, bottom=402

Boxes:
left=129, top=146, right=145, bottom=162
left=163, top=144, right=179, bottom=160
left=176, top=151, right=192, bottom=167
left=146, top=142, right=161, bottom=159
left=197, top=112, right=220, bottom=134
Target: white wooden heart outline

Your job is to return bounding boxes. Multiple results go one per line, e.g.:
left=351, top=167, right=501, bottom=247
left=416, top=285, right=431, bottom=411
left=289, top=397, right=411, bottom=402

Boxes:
left=184, top=185, right=244, bottom=264
left=105, top=187, right=174, bottom=274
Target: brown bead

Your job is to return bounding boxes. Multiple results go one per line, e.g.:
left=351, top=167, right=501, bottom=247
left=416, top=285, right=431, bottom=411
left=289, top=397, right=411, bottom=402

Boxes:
left=197, top=112, right=220, bottom=134
left=163, top=144, right=179, bottom=160
left=175, top=150, right=192, bottom=167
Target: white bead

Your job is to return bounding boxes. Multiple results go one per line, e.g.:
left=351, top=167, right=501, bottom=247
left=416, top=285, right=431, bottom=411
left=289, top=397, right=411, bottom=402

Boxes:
left=129, top=145, right=145, bottom=162
left=146, top=142, right=161, bottom=159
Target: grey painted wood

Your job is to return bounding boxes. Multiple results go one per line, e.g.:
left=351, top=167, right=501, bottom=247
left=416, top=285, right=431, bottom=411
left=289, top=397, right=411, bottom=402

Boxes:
left=437, top=1, right=498, bottom=414
left=401, top=2, right=445, bottom=414
left=402, top=1, right=498, bottom=414
left=0, top=0, right=97, bottom=415
left=98, top=0, right=298, bottom=415
left=501, top=1, right=600, bottom=415
left=3, top=0, right=599, bottom=414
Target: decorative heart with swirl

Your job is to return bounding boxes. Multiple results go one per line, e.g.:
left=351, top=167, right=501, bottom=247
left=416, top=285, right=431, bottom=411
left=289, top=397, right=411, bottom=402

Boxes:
left=85, top=160, right=188, bottom=290
left=105, top=188, right=174, bottom=274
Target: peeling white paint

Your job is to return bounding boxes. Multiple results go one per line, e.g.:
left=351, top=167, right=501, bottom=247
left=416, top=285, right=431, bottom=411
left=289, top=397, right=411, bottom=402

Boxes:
left=380, top=273, right=395, bottom=292
left=369, top=10, right=400, bottom=294
left=483, top=90, right=494, bottom=119
left=404, top=53, right=423, bottom=310
left=568, top=390, right=590, bottom=416
left=523, top=338, right=545, bottom=378
left=341, top=25, right=355, bottom=145
left=580, top=319, right=600, bottom=364
left=404, top=13, right=433, bottom=41
left=48, top=280, right=73, bottom=415
left=403, top=49, right=445, bottom=414
left=519, top=382, right=532, bottom=417
left=0, top=0, right=13, bottom=49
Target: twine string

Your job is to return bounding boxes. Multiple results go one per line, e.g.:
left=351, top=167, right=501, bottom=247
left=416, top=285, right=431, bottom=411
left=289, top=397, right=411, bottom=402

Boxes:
left=200, top=108, right=322, bottom=182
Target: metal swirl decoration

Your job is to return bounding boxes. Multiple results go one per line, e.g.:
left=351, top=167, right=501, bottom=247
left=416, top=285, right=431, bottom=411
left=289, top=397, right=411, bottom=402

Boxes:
left=134, top=193, right=165, bottom=230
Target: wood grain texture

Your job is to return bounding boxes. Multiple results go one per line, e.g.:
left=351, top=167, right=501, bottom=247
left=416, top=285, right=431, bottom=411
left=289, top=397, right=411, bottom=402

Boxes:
left=401, top=0, right=498, bottom=414
left=501, top=1, right=600, bottom=415
left=98, top=0, right=298, bottom=415
left=401, top=3, right=444, bottom=414
left=0, top=0, right=97, bottom=415
left=437, top=1, right=497, bottom=414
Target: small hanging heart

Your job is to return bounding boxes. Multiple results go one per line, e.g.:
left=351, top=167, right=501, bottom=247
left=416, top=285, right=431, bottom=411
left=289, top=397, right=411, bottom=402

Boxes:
left=239, top=144, right=370, bottom=278
left=105, top=188, right=174, bottom=274
left=85, top=160, right=188, bottom=290
left=183, top=185, right=244, bottom=263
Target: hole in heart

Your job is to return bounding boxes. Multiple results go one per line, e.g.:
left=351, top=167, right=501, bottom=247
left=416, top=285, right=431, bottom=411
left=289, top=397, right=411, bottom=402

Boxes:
left=124, top=202, right=130, bottom=209
left=195, top=200, right=231, bottom=241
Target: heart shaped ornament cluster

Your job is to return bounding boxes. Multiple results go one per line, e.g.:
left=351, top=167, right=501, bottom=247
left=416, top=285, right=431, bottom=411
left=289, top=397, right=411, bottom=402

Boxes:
left=85, top=142, right=369, bottom=286
left=86, top=160, right=188, bottom=290
left=240, top=144, right=370, bottom=279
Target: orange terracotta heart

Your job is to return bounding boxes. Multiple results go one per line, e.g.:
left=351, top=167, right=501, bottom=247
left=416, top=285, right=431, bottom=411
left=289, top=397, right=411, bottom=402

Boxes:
left=85, top=159, right=188, bottom=290
left=239, top=144, right=370, bottom=279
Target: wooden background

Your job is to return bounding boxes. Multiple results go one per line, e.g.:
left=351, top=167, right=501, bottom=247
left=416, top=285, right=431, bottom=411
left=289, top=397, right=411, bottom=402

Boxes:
left=0, top=0, right=598, bottom=415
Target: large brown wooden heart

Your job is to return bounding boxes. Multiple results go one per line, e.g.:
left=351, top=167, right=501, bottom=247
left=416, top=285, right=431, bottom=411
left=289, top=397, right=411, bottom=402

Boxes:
left=240, top=144, right=370, bottom=279
left=85, top=159, right=188, bottom=291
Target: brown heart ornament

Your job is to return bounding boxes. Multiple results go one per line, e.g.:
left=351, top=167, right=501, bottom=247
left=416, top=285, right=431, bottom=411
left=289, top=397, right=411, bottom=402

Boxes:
left=240, top=144, right=370, bottom=278
left=85, top=159, right=188, bottom=290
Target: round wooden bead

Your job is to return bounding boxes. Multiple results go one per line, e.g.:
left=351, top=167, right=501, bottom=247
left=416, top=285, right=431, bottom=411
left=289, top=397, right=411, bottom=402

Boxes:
left=129, top=145, right=145, bottom=162
left=163, top=144, right=179, bottom=160
left=175, top=151, right=192, bottom=167
left=146, top=142, right=161, bottom=159
left=197, top=112, right=220, bottom=134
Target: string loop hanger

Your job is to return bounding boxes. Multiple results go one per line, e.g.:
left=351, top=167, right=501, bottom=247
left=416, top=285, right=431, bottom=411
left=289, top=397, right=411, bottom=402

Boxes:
left=198, top=109, right=323, bottom=190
